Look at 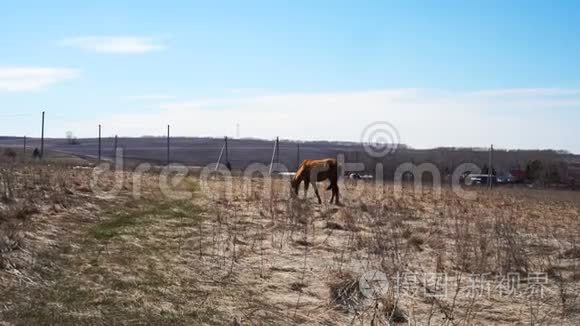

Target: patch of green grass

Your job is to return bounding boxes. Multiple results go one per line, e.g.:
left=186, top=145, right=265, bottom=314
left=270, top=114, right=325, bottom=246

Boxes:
left=153, top=200, right=203, bottom=220
left=3, top=280, right=226, bottom=326
left=91, top=209, right=143, bottom=240
left=91, top=198, right=203, bottom=241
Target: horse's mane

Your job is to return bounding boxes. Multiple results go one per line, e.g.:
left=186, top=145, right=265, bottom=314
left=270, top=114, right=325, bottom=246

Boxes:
left=293, top=160, right=308, bottom=182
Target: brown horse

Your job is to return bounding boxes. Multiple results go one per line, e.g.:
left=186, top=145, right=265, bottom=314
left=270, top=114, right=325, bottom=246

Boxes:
left=291, top=158, right=340, bottom=204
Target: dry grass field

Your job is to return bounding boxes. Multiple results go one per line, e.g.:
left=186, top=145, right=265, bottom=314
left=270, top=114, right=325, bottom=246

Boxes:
left=1, top=158, right=579, bottom=325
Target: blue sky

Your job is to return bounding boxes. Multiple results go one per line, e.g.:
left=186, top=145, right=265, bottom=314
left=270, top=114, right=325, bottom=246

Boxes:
left=1, top=1, right=579, bottom=152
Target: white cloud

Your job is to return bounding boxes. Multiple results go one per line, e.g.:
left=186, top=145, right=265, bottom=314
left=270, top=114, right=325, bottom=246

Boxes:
left=60, top=36, right=164, bottom=54
left=469, top=88, right=580, bottom=97
left=75, top=88, right=580, bottom=153
left=0, top=67, right=79, bottom=92
left=122, top=94, right=177, bottom=101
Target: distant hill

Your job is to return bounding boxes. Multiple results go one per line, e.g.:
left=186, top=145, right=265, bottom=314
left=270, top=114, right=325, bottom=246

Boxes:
left=1, top=137, right=578, bottom=179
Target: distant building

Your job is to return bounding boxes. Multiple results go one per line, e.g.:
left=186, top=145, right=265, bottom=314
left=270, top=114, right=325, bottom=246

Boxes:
left=509, top=169, right=526, bottom=183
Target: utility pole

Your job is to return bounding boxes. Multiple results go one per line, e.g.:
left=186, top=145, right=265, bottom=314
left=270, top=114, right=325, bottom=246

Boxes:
left=166, top=125, right=170, bottom=165
left=40, top=111, right=45, bottom=158
left=98, top=124, right=102, bottom=162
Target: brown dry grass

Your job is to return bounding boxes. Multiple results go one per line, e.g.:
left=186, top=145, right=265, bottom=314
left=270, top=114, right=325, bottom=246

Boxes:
left=0, top=161, right=579, bottom=325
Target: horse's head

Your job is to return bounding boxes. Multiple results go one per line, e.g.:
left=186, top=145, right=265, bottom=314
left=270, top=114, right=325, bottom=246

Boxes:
left=290, top=176, right=300, bottom=197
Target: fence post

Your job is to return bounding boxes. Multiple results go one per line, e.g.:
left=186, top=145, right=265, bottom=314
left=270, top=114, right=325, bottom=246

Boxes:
left=488, top=144, right=493, bottom=189
left=166, top=125, right=170, bottom=165
left=296, top=143, right=300, bottom=171
left=98, top=124, right=102, bottom=162
left=225, top=136, right=229, bottom=164
left=269, top=137, right=278, bottom=175
left=40, top=111, right=45, bottom=158
left=215, top=142, right=225, bottom=171
left=276, top=137, right=280, bottom=167
left=23, top=136, right=27, bottom=161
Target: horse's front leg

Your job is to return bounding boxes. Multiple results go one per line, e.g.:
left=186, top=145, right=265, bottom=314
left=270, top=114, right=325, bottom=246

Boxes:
left=311, top=182, right=322, bottom=204
left=303, top=181, right=309, bottom=199
left=329, top=185, right=335, bottom=203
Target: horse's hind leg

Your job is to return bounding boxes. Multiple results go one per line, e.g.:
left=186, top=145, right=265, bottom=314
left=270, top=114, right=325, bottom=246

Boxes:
left=331, top=184, right=340, bottom=205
